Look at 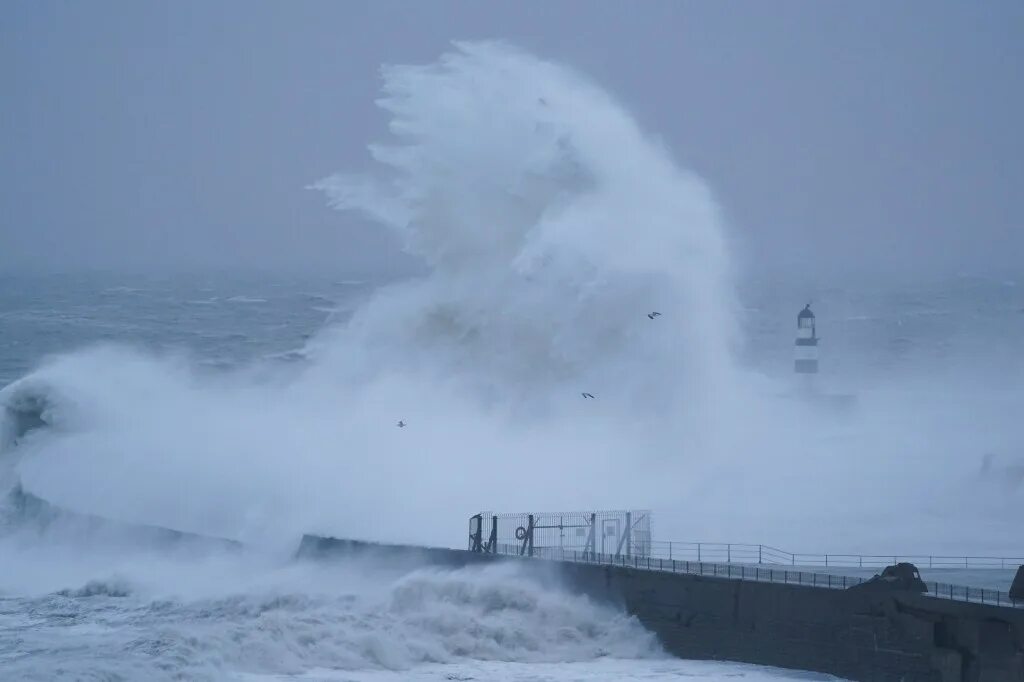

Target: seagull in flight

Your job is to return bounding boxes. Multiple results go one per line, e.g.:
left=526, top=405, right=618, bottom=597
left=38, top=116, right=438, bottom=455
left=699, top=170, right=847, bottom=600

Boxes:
left=397, top=420, right=406, bottom=428
left=647, top=312, right=662, bottom=320
left=581, top=392, right=595, bottom=399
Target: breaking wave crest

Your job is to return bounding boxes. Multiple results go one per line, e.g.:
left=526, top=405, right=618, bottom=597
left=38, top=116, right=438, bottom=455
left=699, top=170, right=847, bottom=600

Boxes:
left=5, top=561, right=659, bottom=681
left=310, top=41, right=736, bottom=409
left=56, top=577, right=133, bottom=598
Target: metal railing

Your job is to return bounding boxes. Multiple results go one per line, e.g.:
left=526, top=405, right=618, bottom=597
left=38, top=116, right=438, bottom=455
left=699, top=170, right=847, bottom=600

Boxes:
left=494, top=543, right=1020, bottom=608
left=469, top=510, right=651, bottom=559
left=642, top=541, right=1024, bottom=570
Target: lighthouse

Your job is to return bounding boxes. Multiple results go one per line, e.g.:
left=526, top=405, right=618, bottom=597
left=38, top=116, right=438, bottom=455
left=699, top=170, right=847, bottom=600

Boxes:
left=794, top=304, right=818, bottom=374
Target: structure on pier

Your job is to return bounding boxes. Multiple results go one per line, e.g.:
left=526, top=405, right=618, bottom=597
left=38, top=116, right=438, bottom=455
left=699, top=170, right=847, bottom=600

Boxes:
left=469, top=509, right=651, bottom=558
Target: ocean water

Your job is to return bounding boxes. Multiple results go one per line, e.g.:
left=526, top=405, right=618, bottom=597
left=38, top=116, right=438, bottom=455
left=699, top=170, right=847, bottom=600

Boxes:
left=0, top=526, right=843, bottom=680
left=3, top=41, right=1022, bottom=680
left=0, top=272, right=1018, bottom=681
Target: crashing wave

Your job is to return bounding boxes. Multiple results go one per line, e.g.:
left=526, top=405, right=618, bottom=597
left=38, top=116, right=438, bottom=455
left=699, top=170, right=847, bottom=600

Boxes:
left=56, top=577, right=133, bottom=598
left=0, top=42, right=741, bottom=548
left=1, top=379, right=61, bottom=451
left=4, top=559, right=661, bottom=679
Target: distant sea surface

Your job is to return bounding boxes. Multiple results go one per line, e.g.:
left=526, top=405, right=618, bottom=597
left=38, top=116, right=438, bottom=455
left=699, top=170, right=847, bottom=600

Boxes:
left=3, top=271, right=1021, bottom=387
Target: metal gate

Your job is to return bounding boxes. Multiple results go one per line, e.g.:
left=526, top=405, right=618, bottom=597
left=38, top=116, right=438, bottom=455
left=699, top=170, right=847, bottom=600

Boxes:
left=469, top=509, right=651, bottom=558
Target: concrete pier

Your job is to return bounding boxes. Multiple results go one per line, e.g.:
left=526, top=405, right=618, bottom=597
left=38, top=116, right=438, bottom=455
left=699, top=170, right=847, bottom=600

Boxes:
left=297, top=535, right=1024, bottom=682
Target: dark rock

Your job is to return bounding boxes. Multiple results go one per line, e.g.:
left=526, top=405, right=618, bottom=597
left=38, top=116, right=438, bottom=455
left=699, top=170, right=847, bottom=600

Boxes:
left=848, top=562, right=928, bottom=593
left=1010, top=565, right=1024, bottom=601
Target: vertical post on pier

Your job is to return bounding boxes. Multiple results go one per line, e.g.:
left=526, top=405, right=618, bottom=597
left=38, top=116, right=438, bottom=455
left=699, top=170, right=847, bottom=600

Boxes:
left=528, top=514, right=535, bottom=557
left=469, top=514, right=483, bottom=552
left=487, top=515, right=498, bottom=553
left=625, top=511, right=632, bottom=557
left=586, top=513, right=596, bottom=559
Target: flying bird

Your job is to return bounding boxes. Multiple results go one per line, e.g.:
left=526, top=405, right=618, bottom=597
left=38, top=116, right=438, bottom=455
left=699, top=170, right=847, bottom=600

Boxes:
left=397, top=420, right=406, bottom=428
left=647, top=312, right=661, bottom=319
left=581, top=392, right=595, bottom=399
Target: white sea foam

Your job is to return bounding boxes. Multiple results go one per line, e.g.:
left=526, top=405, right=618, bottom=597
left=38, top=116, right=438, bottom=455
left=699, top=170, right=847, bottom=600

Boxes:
left=0, top=549, right=666, bottom=680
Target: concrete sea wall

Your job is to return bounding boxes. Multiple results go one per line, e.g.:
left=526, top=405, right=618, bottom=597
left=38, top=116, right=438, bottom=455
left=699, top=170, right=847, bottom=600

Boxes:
left=296, top=535, right=1024, bottom=682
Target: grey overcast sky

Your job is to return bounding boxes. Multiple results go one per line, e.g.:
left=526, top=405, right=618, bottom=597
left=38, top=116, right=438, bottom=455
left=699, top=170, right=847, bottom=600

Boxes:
left=1, top=1, right=1021, bottom=278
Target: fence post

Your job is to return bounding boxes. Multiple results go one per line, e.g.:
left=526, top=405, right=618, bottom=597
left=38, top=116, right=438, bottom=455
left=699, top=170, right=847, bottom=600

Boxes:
left=697, top=543, right=702, bottom=562
left=669, top=541, right=673, bottom=561
left=825, top=554, right=829, bottom=567
left=527, top=514, right=535, bottom=557
left=728, top=544, right=732, bottom=563
left=625, top=511, right=632, bottom=557
left=759, top=545, right=762, bottom=564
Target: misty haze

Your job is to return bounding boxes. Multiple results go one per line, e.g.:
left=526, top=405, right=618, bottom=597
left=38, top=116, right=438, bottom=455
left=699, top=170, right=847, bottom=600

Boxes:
left=1, top=2, right=1022, bottom=681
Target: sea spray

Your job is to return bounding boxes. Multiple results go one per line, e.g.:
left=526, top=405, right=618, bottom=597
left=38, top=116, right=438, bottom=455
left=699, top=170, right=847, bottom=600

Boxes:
left=2, top=42, right=740, bottom=548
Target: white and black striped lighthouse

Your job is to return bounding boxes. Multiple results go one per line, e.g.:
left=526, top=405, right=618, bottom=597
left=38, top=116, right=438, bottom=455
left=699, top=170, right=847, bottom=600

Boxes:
left=794, top=304, right=818, bottom=374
